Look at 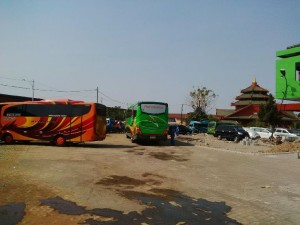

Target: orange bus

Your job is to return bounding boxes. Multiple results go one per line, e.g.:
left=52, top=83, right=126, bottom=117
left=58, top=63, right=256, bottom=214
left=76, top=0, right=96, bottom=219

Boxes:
left=0, top=99, right=106, bottom=146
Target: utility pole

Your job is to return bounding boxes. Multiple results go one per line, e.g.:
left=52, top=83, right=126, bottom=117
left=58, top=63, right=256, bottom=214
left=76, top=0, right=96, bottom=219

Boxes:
left=32, top=80, right=34, bottom=101
left=23, top=79, right=34, bottom=101
left=181, top=104, right=183, bottom=125
left=96, top=87, right=99, bottom=103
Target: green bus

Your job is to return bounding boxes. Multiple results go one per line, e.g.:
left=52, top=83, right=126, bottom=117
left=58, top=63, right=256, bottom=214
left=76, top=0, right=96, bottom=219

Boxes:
left=125, top=101, right=169, bottom=143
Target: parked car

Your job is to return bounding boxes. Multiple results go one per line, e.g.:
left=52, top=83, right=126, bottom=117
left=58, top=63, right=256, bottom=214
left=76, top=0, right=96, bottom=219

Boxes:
left=288, top=129, right=300, bottom=136
left=250, top=127, right=273, bottom=139
left=273, top=128, right=298, bottom=142
left=106, top=118, right=116, bottom=133
left=243, top=127, right=260, bottom=140
left=168, top=124, right=192, bottom=135
left=214, top=125, right=249, bottom=142
left=207, top=120, right=239, bottom=135
left=188, top=120, right=208, bottom=133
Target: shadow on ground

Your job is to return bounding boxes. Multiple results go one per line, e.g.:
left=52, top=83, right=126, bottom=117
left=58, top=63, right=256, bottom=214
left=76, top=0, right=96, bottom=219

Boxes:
left=0, top=202, right=25, bottom=225
left=135, top=139, right=194, bottom=147
left=0, top=189, right=241, bottom=225
left=38, top=188, right=242, bottom=225
left=0, top=142, right=136, bottom=149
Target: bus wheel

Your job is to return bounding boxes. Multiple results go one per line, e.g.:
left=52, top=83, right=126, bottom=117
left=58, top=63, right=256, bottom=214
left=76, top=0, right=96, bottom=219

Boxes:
left=55, top=136, right=66, bottom=147
left=3, top=134, right=14, bottom=144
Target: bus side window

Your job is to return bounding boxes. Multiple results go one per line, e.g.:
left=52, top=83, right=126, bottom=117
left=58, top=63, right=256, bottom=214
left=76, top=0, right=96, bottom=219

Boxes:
left=4, top=105, right=25, bottom=116
left=96, top=104, right=106, bottom=117
left=25, top=104, right=66, bottom=117
left=71, top=105, right=91, bottom=117
left=23, top=105, right=39, bottom=117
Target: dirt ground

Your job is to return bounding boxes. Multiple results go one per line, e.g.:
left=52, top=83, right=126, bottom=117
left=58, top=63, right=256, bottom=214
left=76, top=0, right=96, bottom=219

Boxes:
left=0, top=133, right=300, bottom=225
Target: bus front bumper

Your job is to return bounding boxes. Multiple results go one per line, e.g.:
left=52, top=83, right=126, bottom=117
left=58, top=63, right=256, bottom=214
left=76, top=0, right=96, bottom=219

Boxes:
left=134, top=134, right=167, bottom=142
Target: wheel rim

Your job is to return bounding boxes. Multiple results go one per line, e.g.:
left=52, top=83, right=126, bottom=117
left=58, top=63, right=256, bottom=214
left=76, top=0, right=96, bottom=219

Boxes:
left=4, top=134, right=13, bottom=144
left=56, top=137, right=65, bottom=146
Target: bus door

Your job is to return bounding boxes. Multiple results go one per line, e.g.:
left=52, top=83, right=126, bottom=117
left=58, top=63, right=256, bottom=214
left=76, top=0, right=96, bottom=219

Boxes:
left=69, top=104, right=92, bottom=142
left=69, top=104, right=85, bottom=142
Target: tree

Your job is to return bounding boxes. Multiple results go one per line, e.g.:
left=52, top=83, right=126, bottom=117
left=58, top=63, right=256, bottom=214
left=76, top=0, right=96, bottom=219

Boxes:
left=187, top=107, right=208, bottom=122
left=258, top=94, right=280, bottom=128
left=107, top=106, right=125, bottom=120
left=188, top=86, right=216, bottom=122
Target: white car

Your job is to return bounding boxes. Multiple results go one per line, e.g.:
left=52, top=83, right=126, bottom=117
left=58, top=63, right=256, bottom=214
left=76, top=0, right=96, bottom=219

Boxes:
left=243, top=127, right=260, bottom=139
left=273, top=128, right=298, bottom=142
left=250, top=127, right=273, bottom=139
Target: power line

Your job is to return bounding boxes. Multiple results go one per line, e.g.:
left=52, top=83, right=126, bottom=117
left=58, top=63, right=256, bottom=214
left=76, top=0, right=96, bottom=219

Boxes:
left=0, top=83, right=30, bottom=90
left=0, top=76, right=26, bottom=81
left=0, top=76, right=127, bottom=105
left=0, top=81, right=96, bottom=93
left=35, top=88, right=96, bottom=93
left=97, top=89, right=126, bottom=105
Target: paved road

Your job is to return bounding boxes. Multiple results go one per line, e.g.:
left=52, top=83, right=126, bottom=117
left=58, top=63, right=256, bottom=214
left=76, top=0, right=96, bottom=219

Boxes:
left=0, top=134, right=299, bottom=225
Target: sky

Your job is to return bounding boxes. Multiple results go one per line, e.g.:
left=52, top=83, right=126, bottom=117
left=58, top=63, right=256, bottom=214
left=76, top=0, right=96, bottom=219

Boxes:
left=0, top=0, right=299, bottom=114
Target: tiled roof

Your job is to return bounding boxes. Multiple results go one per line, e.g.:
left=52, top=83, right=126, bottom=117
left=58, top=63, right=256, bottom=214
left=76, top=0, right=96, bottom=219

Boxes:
left=236, top=93, right=269, bottom=100
left=241, top=85, right=268, bottom=93
left=216, top=109, right=235, bottom=116
left=231, top=100, right=267, bottom=106
left=169, top=113, right=189, bottom=119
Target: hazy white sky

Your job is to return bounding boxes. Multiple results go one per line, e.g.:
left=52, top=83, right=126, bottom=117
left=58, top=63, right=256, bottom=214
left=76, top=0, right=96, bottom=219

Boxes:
left=0, top=0, right=299, bottom=113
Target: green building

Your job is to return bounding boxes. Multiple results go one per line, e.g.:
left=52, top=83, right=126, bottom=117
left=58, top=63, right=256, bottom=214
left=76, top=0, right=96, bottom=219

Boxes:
left=276, top=44, right=300, bottom=100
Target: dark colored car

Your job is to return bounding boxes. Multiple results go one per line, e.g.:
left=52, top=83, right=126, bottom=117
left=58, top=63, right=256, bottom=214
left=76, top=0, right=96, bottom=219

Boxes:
left=214, top=125, right=249, bottom=142
left=168, top=124, right=192, bottom=135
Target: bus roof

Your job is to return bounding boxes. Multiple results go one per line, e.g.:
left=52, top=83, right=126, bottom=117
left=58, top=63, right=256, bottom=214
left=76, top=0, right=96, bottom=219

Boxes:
left=127, top=101, right=168, bottom=108
left=0, top=99, right=93, bottom=105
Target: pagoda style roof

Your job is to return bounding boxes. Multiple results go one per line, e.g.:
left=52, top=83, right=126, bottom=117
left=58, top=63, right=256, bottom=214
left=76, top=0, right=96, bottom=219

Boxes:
left=224, top=105, right=259, bottom=120
left=280, top=111, right=300, bottom=121
left=216, top=109, right=235, bottom=117
left=231, top=100, right=267, bottom=106
left=223, top=104, right=299, bottom=122
left=241, top=79, right=268, bottom=93
left=215, top=78, right=299, bottom=125
left=236, top=93, right=269, bottom=100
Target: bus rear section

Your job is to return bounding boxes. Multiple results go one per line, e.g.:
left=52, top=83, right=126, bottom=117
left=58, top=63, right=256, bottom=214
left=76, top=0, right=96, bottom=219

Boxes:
left=0, top=100, right=106, bottom=146
left=125, top=102, right=168, bottom=143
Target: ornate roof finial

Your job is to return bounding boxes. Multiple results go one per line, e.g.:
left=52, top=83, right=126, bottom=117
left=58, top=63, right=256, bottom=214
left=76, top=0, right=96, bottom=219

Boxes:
left=252, top=77, right=257, bottom=86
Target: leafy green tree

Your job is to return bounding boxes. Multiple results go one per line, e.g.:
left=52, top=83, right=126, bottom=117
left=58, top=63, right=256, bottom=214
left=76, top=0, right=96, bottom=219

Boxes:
left=188, top=86, right=216, bottom=122
left=258, top=94, right=280, bottom=128
left=107, top=106, right=125, bottom=120
left=187, top=107, right=208, bottom=123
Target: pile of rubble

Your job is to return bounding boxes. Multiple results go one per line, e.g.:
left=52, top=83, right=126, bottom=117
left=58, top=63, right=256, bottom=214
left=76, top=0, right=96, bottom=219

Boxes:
left=176, top=133, right=300, bottom=154
left=259, top=141, right=300, bottom=153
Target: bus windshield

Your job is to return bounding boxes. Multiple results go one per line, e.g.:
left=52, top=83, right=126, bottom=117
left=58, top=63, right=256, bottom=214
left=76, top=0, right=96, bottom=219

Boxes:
left=140, top=103, right=167, bottom=115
